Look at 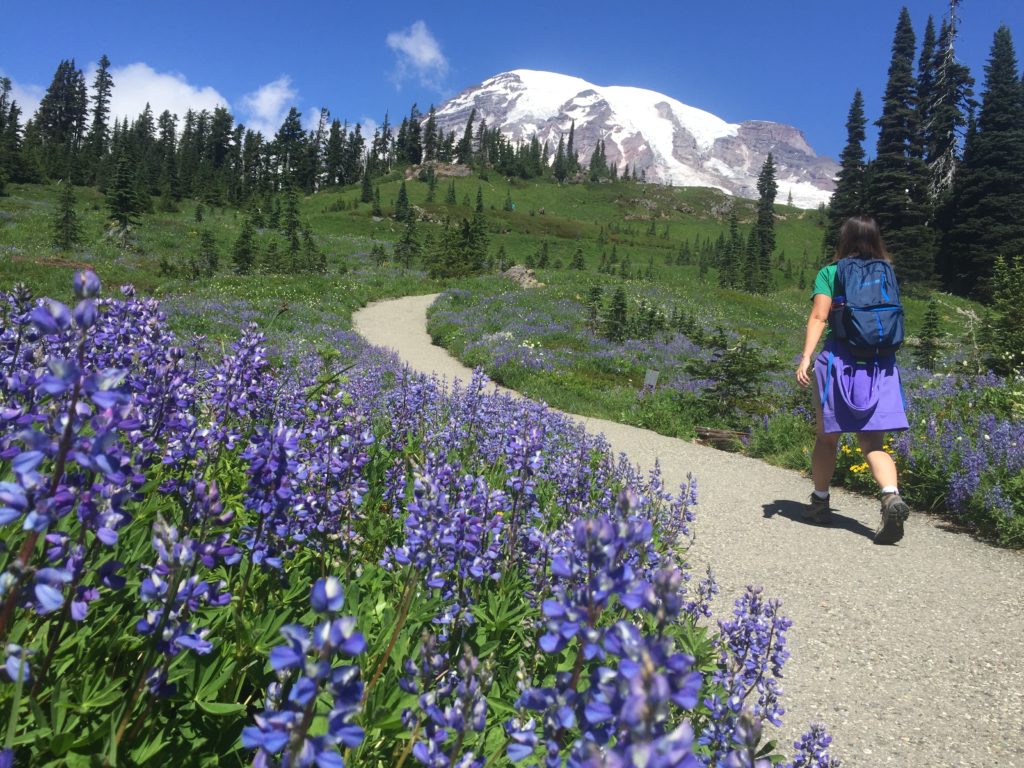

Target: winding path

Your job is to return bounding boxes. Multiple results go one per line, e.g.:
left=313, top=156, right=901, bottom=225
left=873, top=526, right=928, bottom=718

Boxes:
left=353, top=293, right=1024, bottom=767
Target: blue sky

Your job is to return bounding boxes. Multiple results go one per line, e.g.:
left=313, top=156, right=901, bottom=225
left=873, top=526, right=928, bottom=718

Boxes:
left=3, top=0, right=1022, bottom=159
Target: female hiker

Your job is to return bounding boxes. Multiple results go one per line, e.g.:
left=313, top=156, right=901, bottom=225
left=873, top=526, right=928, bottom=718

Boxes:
left=795, top=216, right=911, bottom=544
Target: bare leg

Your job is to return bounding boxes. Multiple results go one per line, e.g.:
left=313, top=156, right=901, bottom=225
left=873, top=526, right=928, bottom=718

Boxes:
left=812, top=376, right=840, bottom=492
left=856, top=431, right=898, bottom=490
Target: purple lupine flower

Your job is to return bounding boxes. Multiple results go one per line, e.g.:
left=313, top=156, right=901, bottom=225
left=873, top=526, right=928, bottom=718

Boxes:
left=399, top=635, right=491, bottom=767
left=3, top=643, right=33, bottom=683
left=785, top=723, right=842, bottom=768
left=242, top=577, right=365, bottom=766
left=699, top=586, right=792, bottom=764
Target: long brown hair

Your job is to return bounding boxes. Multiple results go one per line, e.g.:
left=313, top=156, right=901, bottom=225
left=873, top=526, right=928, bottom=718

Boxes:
left=833, top=216, right=892, bottom=263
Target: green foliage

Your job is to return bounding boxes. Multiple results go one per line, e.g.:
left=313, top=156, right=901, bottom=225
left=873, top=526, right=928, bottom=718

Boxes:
left=988, top=254, right=1024, bottom=374
left=683, top=334, right=776, bottom=428
left=603, top=287, right=628, bottom=342
left=940, top=25, right=1024, bottom=299
left=914, top=296, right=943, bottom=370
left=232, top=218, right=257, bottom=275
left=51, top=181, right=82, bottom=250
left=826, top=91, right=867, bottom=254
left=865, top=7, right=935, bottom=289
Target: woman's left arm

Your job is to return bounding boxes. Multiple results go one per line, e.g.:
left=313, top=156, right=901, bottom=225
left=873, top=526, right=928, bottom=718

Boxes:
left=796, top=294, right=832, bottom=387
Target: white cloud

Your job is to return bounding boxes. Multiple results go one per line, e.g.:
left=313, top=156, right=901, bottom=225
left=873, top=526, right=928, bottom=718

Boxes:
left=386, top=20, right=449, bottom=91
left=91, top=62, right=229, bottom=122
left=240, top=76, right=297, bottom=137
left=0, top=71, right=44, bottom=120
left=361, top=117, right=379, bottom=138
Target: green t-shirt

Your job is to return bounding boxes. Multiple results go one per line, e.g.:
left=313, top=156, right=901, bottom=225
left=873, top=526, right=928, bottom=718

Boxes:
left=811, top=264, right=837, bottom=339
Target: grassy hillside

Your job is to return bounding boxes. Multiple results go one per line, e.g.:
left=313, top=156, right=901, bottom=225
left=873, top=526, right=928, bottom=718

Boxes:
left=2, top=174, right=1021, bottom=543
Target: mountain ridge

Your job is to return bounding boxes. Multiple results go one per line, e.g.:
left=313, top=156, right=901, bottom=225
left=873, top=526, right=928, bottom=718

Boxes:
left=433, top=69, right=838, bottom=208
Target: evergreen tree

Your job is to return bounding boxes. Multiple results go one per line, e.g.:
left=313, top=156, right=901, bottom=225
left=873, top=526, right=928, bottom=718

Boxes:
left=282, top=186, right=302, bottom=264
left=571, top=247, right=586, bottom=270
left=566, top=119, right=580, bottom=176
left=360, top=168, right=373, bottom=203
left=426, top=166, right=438, bottom=202
left=927, top=6, right=974, bottom=217
left=85, top=55, right=113, bottom=184
left=36, top=59, right=88, bottom=180
left=536, top=240, right=549, bottom=268
left=604, top=287, right=628, bottom=342
left=395, top=219, right=421, bottom=270
left=323, top=119, right=346, bottom=186
left=444, top=179, right=457, bottom=205
left=754, top=153, right=778, bottom=293
left=199, top=230, right=218, bottom=276
left=503, top=188, right=513, bottom=211
left=0, top=77, right=23, bottom=193
left=826, top=90, right=868, bottom=253
left=743, top=229, right=759, bottom=293
left=372, top=185, right=382, bottom=217
left=988, top=254, right=1024, bottom=372
left=475, top=186, right=484, bottom=214
left=232, top=217, right=257, bottom=275
left=303, top=228, right=326, bottom=273
left=940, top=26, right=1024, bottom=298
left=552, top=135, right=567, bottom=182
left=719, top=211, right=741, bottom=289
left=914, top=296, right=943, bottom=369
left=395, top=180, right=411, bottom=222
left=105, top=152, right=140, bottom=233
left=866, top=8, right=935, bottom=289
left=423, top=106, right=438, bottom=161
left=51, top=180, right=82, bottom=250
left=585, top=285, right=603, bottom=330
left=273, top=107, right=305, bottom=184
left=262, top=239, right=282, bottom=273
left=456, top=108, right=475, bottom=164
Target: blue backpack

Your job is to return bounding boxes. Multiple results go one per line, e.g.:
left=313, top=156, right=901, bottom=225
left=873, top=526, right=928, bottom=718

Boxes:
left=831, top=256, right=904, bottom=359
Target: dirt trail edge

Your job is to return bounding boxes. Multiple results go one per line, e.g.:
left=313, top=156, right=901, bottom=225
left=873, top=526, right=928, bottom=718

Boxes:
left=353, top=293, right=1024, bottom=768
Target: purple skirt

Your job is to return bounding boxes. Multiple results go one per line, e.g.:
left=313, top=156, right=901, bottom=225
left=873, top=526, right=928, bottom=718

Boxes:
left=814, top=341, right=909, bottom=434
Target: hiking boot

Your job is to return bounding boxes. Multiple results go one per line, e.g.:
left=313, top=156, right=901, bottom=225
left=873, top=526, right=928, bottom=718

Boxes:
left=874, top=492, right=910, bottom=545
left=803, top=493, right=832, bottom=524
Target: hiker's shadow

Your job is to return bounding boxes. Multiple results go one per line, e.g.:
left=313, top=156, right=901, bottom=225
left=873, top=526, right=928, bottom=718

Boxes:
left=762, top=500, right=876, bottom=541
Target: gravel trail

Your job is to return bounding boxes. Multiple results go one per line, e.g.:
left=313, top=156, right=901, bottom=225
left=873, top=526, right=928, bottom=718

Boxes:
left=353, top=293, right=1024, bottom=767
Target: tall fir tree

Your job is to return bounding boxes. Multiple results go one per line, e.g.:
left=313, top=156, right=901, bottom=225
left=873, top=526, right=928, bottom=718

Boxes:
left=0, top=78, right=23, bottom=193
left=456, top=108, right=475, bottom=164
left=939, top=25, right=1024, bottom=298
left=85, top=55, right=113, bottom=185
left=826, top=91, right=868, bottom=253
left=926, top=4, right=974, bottom=203
left=865, top=7, right=935, bottom=289
left=36, top=59, right=89, bottom=180
left=754, top=153, right=778, bottom=293
left=566, top=120, right=580, bottom=176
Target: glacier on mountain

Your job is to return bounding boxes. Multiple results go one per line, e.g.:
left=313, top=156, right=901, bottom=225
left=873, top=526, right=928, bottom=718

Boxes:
left=434, top=69, right=838, bottom=209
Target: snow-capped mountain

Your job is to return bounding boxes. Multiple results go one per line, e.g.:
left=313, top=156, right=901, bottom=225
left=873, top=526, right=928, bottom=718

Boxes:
left=434, top=70, right=838, bottom=209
